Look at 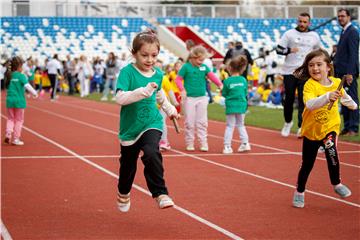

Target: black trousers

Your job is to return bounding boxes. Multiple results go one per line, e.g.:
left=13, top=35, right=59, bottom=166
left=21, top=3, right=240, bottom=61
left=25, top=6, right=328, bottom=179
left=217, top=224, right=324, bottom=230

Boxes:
left=283, top=74, right=305, bottom=128
left=118, top=129, right=168, bottom=198
left=48, top=74, right=57, bottom=99
left=296, top=132, right=341, bottom=193
left=339, top=74, right=359, bottom=133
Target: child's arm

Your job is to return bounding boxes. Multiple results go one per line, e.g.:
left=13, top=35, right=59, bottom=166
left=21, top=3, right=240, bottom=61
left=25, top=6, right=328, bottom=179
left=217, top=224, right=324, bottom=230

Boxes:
left=340, top=91, right=358, bottom=110
left=207, top=72, right=223, bottom=89
left=175, top=75, right=184, bottom=91
left=168, top=90, right=179, bottom=106
left=156, top=89, right=179, bottom=118
left=305, top=92, right=331, bottom=110
left=24, top=83, right=38, bottom=97
left=115, top=82, right=157, bottom=106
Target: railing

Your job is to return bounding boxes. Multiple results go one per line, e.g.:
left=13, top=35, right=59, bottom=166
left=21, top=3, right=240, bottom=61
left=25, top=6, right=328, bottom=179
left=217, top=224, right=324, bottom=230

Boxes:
left=1, top=2, right=359, bottom=21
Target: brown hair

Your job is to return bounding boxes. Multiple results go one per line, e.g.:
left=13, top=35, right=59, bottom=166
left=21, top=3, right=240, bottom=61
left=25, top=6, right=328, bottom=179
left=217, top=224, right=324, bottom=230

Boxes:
left=5, top=56, right=24, bottom=88
left=227, top=55, right=248, bottom=75
left=131, top=29, right=160, bottom=55
left=293, top=48, right=334, bottom=81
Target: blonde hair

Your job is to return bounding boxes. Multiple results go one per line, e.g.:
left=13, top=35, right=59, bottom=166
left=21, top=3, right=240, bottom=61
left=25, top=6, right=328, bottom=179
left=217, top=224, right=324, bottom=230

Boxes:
left=189, top=45, right=209, bottom=59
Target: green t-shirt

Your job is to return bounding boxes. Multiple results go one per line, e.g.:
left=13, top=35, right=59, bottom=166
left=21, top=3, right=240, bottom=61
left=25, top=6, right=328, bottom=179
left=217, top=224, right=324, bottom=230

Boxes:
left=116, top=64, right=163, bottom=143
left=6, top=71, right=29, bottom=109
left=222, top=76, right=248, bottom=114
left=178, top=62, right=210, bottom=97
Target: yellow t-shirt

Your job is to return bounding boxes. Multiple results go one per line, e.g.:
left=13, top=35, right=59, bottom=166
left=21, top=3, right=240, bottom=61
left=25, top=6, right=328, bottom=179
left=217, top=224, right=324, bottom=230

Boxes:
left=262, top=89, right=271, bottom=102
left=168, top=71, right=180, bottom=94
left=301, top=77, right=344, bottom=141
left=161, top=75, right=172, bottom=97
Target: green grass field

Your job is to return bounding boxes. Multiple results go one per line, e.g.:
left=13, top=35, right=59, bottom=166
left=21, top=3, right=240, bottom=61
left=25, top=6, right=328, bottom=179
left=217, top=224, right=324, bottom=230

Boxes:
left=75, top=92, right=359, bottom=143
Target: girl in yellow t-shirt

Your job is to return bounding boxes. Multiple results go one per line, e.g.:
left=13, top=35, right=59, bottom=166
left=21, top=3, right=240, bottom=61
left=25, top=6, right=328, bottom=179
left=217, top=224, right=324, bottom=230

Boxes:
left=291, top=49, right=357, bottom=208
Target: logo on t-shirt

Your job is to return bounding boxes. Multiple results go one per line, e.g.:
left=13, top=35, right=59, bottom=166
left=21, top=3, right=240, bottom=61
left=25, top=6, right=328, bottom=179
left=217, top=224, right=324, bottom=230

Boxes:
left=314, top=110, right=329, bottom=124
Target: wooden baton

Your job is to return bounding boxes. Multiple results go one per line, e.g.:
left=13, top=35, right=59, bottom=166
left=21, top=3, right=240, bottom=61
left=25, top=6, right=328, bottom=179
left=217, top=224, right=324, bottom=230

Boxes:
left=327, top=75, right=347, bottom=110
left=172, top=118, right=180, bottom=134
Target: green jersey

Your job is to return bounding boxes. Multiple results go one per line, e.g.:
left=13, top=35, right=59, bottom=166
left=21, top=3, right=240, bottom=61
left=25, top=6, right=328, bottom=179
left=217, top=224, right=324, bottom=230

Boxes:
left=6, top=71, right=29, bottom=109
left=116, top=64, right=163, bottom=144
left=222, top=76, right=248, bottom=114
left=178, top=62, right=210, bottom=97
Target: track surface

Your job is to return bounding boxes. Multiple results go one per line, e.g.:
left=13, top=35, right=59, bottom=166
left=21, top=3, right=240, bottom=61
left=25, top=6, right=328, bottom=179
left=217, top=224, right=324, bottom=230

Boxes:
left=1, top=93, right=359, bottom=239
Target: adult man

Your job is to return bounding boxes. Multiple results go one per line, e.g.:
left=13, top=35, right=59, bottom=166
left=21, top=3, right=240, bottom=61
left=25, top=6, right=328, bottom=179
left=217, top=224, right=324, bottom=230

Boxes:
left=46, top=54, right=62, bottom=101
left=333, top=9, right=359, bottom=136
left=276, top=12, right=322, bottom=137
left=224, top=41, right=253, bottom=78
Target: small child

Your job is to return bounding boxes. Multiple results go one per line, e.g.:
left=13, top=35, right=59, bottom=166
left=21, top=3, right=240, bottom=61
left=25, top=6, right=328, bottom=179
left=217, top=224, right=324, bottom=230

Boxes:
left=4, top=56, right=38, bottom=145
left=114, top=30, right=179, bottom=212
left=175, top=45, right=223, bottom=152
left=292, top=49, right=357, bottom=208
left=222, top=55, right=251, bottom=154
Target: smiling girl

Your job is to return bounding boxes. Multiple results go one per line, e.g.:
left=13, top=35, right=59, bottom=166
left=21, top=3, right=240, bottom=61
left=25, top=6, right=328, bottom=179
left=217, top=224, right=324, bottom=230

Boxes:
left=291, top=49, right=357, bottom=208
left=114, top=30, right=179, bottom=212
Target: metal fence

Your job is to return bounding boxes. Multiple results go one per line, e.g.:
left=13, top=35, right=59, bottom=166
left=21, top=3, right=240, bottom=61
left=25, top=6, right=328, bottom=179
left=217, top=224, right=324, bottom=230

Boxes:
left=2, top=2, right=360, bottom=21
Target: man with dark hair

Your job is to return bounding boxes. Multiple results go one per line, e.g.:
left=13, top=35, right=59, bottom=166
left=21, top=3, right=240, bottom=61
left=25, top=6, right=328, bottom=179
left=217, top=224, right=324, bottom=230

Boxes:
left=224, top=41, right=253, bottom=78
left=276, top=12, right=322, bottom=137
left=333, top=8, right=359, bottom=136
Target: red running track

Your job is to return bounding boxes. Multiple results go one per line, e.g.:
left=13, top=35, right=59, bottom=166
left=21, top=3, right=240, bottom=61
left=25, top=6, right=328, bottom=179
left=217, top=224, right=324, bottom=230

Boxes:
left=1, top=93, right=359, bottom=239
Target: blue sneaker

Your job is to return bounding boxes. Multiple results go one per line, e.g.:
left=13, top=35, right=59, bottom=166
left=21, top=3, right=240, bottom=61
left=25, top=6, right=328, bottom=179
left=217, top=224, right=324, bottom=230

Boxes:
left=334, top=184, right=351, bottom=198
left=292, top=191, right=305, bottom=208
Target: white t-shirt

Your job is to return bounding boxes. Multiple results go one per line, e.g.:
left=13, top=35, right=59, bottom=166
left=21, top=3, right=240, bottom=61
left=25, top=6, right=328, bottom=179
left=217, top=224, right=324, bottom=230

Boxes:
left=278, top=29, right=322, bottom=75
left=46, top=58, right=62, bottom=75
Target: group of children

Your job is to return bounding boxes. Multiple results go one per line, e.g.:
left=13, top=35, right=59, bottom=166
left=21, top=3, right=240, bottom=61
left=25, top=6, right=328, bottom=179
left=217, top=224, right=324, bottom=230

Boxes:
left=3, top=30, right=356, bottom=212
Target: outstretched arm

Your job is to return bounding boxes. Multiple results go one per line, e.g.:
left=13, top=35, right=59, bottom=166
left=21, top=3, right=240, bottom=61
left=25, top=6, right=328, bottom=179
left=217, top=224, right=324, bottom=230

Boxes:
left=115, top=82, right=158, bottom=106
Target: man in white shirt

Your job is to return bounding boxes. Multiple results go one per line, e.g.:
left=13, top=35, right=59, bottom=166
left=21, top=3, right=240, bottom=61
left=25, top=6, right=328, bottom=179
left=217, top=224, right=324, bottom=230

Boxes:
left=276, top=12, right=322, bottom=137
left=46, top=54, right=62, bottom=100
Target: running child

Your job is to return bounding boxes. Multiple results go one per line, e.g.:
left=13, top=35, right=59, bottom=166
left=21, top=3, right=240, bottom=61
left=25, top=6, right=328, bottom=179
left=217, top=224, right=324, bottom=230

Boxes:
left=114, top=30, right=179, bottom=212
left=292, top=49, right=357, bottom=208
left=175, top=45, right=223, bottom=151
left=222, top=55, right=251, bottom=154
left=4, top=56, right=38, bottom=145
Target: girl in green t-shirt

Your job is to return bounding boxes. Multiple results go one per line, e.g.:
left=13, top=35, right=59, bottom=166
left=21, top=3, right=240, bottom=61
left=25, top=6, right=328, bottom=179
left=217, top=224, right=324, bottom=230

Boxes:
left=4, top=56, right=38, bottom=146
left=114, top=30, right=179, bottom=212
left=175, top=45, right=223, bottom=152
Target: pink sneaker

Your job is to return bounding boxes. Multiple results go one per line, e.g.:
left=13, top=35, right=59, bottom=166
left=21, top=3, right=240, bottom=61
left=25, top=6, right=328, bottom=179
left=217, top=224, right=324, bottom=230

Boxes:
left=159, top=140, right=171, bottom=151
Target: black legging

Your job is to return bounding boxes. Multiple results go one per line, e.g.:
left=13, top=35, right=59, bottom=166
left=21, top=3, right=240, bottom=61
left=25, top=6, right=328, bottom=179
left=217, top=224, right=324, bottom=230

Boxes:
left=283, top=74, right=305, bottom=128
left=118, top=129, right=168, bottom=198
left=296, top=132, right=341, bottom=193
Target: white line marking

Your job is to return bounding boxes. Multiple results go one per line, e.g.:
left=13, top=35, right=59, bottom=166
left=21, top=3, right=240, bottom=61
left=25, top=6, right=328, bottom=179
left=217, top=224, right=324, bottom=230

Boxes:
left=2, top=150, right=359, bottom=160
left=168, top=149, right=360, bottom=208
left=28, top=104, right=360, bottom=169
left=15, top=108, right=360, bottom=207
left=1, top=219, right=13, bottom=240
left=53, top=100, right=360, bottom=147
left=12, top=121, right=242, bottom=240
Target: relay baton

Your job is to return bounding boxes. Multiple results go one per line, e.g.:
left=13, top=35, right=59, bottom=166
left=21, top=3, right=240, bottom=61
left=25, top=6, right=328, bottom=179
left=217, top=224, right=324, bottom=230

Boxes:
left=172, top=118, right=180, bottom=134
left=327, top=75, right=347, bottom=110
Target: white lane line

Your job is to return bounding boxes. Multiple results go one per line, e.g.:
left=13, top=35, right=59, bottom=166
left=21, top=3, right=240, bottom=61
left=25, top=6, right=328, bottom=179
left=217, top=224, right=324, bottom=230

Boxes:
left=1, top=219, right=13, bottom=240
left=2, top=151, right=360, bottom=160
left=18, top=109, right=360, bottom=208
left=52, top=100, right=360, bottom=147
left=168, top=149, right=360, bottom=208
left=28, top=104, right=360, bottom=169
left=17, top=123, right=243, bottom=240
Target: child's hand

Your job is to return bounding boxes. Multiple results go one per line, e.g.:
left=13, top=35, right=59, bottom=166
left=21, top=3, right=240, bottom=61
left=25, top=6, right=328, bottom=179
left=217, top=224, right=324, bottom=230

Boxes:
left=143, top=82, right=158, bottom=97
left=33, top=93, right=39, bottom=99
left=328, top=90, right=342, bottom=102
left=170, top=112, right=180, bottom=120
left=180, top=90, right=187, bottom=101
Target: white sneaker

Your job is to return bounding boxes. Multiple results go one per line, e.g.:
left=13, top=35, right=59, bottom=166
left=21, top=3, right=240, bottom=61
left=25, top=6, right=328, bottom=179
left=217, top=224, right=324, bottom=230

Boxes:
left=156, top=194, right=174, bottom=209
left=186, top=145, right=195, bottom=151
left=223, top=146, right=233, bottom=154
left=100, top=96, right=107, bottom=101
left=296, top=128, right=302, bottom=138
left=281, top=121, right=293, bottom=137
left=238, top=143, right=251, bottom=152
left=12, top=139, right=24, bottom=146
left=117, top=193, right=130, bottom=212
left=200, top=144, right=209, bottom=152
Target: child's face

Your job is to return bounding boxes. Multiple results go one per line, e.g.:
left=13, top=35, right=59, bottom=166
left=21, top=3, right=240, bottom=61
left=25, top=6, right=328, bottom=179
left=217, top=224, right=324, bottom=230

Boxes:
left=191, top=55, right=205, bottom=67
left=133, top=42, right=159, bottom=73
left=308, top=55, right=330, bottom=82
